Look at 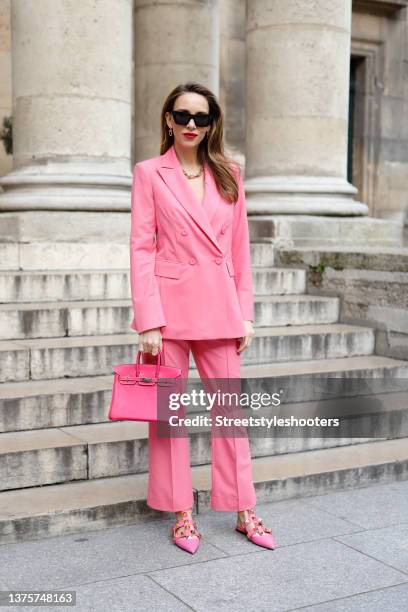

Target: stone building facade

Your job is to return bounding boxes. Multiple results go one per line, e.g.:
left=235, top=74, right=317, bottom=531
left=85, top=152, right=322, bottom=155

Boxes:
left=1, top=1, right=408, bottom=544
left=0, top=0, right=407, bottom=231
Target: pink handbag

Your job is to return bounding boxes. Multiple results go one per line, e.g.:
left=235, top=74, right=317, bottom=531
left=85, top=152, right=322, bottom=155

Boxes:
left=108, top=347, right=183, bottom=422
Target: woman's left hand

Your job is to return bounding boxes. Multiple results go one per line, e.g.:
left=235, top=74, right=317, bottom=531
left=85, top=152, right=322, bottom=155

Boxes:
left=236, top=320, right=254, bottom=354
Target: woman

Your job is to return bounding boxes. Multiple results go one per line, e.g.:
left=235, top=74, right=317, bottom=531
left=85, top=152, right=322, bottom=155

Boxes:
left=130, top=81, right=276, bottom=554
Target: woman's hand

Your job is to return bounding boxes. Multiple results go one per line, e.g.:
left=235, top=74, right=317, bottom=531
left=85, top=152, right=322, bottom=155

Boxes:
left=236, top=320, right=254, bottom=354
left=138, top=328, right=163, bottom=356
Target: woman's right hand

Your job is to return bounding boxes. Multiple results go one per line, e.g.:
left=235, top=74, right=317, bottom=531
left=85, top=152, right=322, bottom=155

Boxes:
left=138, top=328, right=163, bottom=356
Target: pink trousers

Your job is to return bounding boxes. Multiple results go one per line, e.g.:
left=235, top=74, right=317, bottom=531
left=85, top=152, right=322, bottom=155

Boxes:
left=144, top=337, right=257, bottom=512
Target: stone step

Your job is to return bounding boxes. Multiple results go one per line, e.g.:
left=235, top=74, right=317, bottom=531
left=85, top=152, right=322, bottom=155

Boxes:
left=253, top=267, right=306, bottom=295
left=0, top=294, right=340, bottom=340
left=303, top=268, right=408, bottom=359
left=1, top=211, right=400, bottom=251
left=0, top=212, right=132, bottom=246
left=276, top=246, right=408, bottom=361
left=0, top=437, right=407, bottom=544
left=0, top=212, right=276, bottom=261
left=305, top=268, right=408, bottom=315
left=193, top=437, right=408, bottom=512
left=2, top=386, right=408, bottom=491
left=0, top=266, right=304, bottom=303
left=239, top=353, right=408, bottom=377
left=0, top=241, right=130, bottom=271
left=248, top=216, right=403, bottom=248
left=0, top=269, right=131, bottom=303
left=0, top=323, right=375, bottom=383
left=0, top=241, right=275, bottom=271
left=277, top=245, right=408, bottom=272
left=1, top=355, right=408, bottom=490
left=1, top=353, right=406, bottom=433
left=251, top=241, right=275, bottom=266
left=311, top=268, right=408, bottom=305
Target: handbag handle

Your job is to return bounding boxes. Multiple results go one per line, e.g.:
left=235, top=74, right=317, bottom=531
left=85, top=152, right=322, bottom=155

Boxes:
left=135, top=346, right=165, bottom=380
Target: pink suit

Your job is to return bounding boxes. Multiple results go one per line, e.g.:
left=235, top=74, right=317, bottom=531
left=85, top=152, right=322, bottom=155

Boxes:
left=129, top=143, right=257, bottom=511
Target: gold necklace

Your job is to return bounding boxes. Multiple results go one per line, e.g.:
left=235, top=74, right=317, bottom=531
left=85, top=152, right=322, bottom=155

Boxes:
left=182, top=166, right=203, bottom=180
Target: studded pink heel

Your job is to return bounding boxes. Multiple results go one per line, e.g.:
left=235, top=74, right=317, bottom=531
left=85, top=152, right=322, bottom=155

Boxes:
left=236, top=508, right=276, bottom=550
left=171, top=511, right=202, bottom=554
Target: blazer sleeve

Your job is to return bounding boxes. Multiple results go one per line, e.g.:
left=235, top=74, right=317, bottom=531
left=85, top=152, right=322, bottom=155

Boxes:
left=129, top=162, right=167, bottom=333
left=231, top=166, right=255, bottom=323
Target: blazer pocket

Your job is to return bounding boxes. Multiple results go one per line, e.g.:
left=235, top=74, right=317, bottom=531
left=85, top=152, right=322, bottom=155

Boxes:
left=154, top=259, right=181, bottom=279
left=226, top=260, right=235, bottom=277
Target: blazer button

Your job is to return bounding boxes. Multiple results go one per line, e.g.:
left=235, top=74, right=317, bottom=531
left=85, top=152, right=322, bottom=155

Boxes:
left=189, top=258, right=196, bottom=265
left=221, top=226, right=226, bottom=234
left=181, top=229, right=188, bottom=236
left=214, top=257, right=222, bottom=265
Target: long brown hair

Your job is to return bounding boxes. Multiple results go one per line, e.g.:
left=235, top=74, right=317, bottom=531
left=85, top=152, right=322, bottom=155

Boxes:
left=160, top=82, right=240, bottom=205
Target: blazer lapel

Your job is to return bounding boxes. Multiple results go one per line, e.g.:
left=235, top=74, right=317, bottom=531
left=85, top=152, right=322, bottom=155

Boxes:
left=156, top=144, right=223, bottom=254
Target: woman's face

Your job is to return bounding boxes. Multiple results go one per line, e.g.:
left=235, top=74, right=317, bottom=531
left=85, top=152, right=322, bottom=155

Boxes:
left=165, top=92, right=211, bottom=153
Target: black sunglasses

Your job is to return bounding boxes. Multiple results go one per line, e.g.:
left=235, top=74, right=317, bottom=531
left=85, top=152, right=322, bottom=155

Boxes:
left=171, top=110, right=213, bottom=128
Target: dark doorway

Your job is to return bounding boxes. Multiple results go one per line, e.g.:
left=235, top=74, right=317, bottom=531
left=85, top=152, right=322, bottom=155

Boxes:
left=347, top=57, right=359, bottom=184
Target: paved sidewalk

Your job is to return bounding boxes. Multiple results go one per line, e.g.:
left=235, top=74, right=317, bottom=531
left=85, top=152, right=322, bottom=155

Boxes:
left=0, top=481, right=408, bottom=611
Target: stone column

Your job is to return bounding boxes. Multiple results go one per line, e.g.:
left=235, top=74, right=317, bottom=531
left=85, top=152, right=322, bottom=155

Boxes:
left=0, top=0, right=132, bottom=211
left=0, top=0, right=12, bottom=180
left=219, top=0, right=245, bottom=161
left=245, top=0, right=368, bottom=215
left=133, top=0, right=219, bottom=161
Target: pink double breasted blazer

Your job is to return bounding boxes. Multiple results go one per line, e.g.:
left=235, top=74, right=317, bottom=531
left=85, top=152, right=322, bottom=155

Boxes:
left=129, top=143, right=254, bottom=340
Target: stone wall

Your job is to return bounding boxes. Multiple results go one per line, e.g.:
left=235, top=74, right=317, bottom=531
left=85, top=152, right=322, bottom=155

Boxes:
left=0, top=0, right=11, bottom=182
left=351, top=2, right=408, bottom=222
left=277, top=246, right=408, bottom=360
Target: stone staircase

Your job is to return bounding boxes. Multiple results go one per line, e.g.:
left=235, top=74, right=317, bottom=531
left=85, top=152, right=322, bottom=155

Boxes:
left=1, top=240, right=408, bottom=544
